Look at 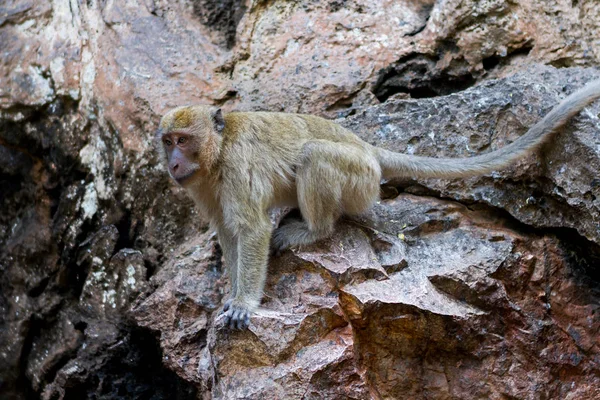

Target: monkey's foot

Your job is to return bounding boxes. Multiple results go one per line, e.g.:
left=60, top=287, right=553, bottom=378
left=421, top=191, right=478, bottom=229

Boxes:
left=221, top=299, right=251, bottom=330
left=271, top=220, right=331, bottom=254
left=270, top=231, right=290, bottom=256
left=270, top=221, right=305, bottom=254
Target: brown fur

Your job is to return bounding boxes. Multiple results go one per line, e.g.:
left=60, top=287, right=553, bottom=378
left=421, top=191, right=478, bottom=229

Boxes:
left=156, top=80, right=600, bottom=329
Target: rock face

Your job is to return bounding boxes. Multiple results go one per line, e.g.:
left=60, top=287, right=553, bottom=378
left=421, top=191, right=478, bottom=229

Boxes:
left=344, top=66, right=600, bottom=245
left=1, top=1, right=600, bottom=399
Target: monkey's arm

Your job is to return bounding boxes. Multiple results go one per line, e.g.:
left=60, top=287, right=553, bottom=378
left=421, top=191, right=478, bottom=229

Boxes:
left=220, top=214, right=271, bottom=329
left=375, top=79, right=600, bottom=179
left=218, top=166, right=272, bottom=329
left=216, top=223, right=238, bottom=301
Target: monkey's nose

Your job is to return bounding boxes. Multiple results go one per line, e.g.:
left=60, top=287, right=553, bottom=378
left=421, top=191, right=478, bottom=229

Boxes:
left=171, top=163, right=179, bottom=172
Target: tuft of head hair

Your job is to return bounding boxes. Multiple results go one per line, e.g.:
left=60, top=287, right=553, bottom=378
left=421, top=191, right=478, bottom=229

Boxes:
left=172, top=108, right=195, bottom=129
left=158, top=106, right=195, bottom=133
left=158, top=105, right=224, bottom=136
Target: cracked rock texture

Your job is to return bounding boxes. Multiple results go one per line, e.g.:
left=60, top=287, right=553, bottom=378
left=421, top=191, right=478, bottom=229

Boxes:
left=1, top=1, right=600, bottom=399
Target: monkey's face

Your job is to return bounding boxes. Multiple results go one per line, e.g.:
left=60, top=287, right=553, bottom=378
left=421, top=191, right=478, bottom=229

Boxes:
left=159, top=130, right=202, bottom=186
left=156, top=106, right=224, bottom=186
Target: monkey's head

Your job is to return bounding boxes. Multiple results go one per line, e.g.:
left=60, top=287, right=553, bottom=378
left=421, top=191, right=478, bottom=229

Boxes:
left=156, top=105, right=225, bottom=186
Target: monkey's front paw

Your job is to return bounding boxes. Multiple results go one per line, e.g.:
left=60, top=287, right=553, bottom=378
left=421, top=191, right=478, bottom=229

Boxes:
left=220, top=301, right=251, bottom=330
left=223, top=298, right=234, bottom=311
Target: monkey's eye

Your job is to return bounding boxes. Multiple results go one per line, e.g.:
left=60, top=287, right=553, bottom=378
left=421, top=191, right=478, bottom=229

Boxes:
left=164, top=139, right=172, bottom=146
left=178, top=137, right=186, bottom=144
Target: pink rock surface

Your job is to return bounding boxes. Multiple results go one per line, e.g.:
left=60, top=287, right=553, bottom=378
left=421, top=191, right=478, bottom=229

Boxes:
left=1, top=1, right=600, bottom=399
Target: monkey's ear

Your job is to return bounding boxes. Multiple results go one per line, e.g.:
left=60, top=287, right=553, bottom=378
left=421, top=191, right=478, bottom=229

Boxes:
left=213, top=108, right=225, bottom=134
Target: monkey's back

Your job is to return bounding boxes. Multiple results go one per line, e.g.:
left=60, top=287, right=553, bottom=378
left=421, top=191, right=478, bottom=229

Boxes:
left=219, top=111, right=372, bottom=209
left=224, top=111, right=367, bottom=149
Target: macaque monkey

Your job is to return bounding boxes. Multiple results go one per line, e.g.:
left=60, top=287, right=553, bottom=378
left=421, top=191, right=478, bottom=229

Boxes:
left=156, top=80, right=600, bottom=329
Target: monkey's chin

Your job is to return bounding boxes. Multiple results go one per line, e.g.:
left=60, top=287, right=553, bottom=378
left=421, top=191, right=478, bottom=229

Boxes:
left=172, top=170, right=199, bottom=186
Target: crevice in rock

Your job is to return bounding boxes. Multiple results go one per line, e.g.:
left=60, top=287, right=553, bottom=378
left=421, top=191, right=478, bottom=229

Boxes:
left=549, top=57, right=578, bottom=69
left=59, top=326, right=199, bottom=400
left=211, top=240, right=224, bottom=273
left=1, top=100, right=89, bottom=295
left=404, top=20, right=428, bottom=37
left=192, top=0, right=247, bottom=49
left=372, top=52, right=476, bottom=102
left=482, top=55, right=501, bottom=71
left=554, top=228, right=600, bottom=286
left=482, top=44, right=534, bottom=71
left=143, top=258, right=159, bottom=281
left=28, top=276, right=51, bottom=298
left=0, top=97, right=83, bottom=183
left=325, top=86, right=364, bottom=117
left=214, top=89, right=238, bottom=106
left=404, top=2, right=434, bottom=37
left=114, top=210, right=135, bottom=252
left=327, top=1, right=365, bottom=13
left=16, top=316, right=41, bottom=400
left=74, top=320, right=88, bottom=332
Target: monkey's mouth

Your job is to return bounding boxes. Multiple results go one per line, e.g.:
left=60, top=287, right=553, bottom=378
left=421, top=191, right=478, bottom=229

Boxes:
left=172, top=170, right=198, bottom=186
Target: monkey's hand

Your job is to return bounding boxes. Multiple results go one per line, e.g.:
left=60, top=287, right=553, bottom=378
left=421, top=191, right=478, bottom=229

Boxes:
left=220, top=298, right=252, bottom=330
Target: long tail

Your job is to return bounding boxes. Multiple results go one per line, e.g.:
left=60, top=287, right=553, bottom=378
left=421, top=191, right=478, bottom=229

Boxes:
left=375, top=79, right=600, bottom=179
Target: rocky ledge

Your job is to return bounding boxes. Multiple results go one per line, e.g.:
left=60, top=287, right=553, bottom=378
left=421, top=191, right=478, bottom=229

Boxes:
left=1, top=1, right=600, bottom=399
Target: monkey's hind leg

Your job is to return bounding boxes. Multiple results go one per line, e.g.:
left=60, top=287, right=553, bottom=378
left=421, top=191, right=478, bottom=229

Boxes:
left=272, top=141, right=381, bottom=252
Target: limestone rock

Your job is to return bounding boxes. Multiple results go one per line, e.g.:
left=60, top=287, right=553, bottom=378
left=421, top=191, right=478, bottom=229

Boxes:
left=2, top=1, right=600, bottom=399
